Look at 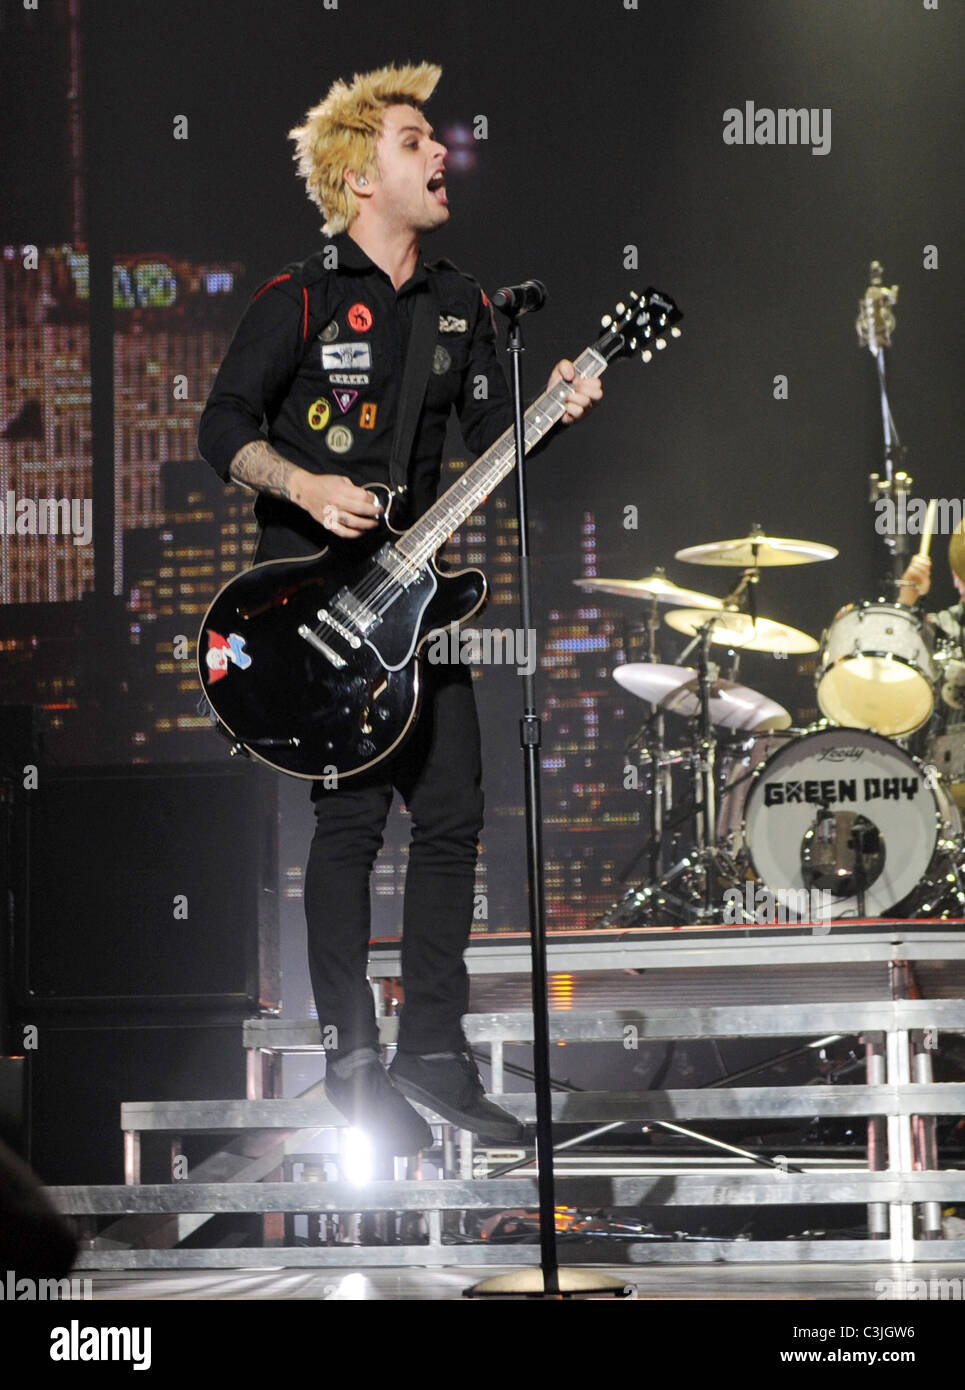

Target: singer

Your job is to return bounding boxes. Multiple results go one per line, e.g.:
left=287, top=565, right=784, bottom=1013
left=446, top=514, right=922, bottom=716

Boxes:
left=198, top=62, right=601, bottom=1156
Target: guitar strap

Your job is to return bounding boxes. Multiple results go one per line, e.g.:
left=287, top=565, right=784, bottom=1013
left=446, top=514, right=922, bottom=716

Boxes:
left=387, top=287, right=438, bottom=494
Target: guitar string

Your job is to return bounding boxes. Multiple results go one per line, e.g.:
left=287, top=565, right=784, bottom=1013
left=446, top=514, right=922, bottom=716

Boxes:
left=319, top=348, right=607, bottom=630
left=309, top=309, right=674, bottom=640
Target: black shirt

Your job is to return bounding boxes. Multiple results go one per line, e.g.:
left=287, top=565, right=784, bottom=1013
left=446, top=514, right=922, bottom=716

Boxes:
left=197, top=231, right=514, bottom=560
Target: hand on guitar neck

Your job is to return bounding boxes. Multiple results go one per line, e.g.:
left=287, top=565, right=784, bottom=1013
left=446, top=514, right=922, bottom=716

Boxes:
left=546, top=358, right=602, bottom=425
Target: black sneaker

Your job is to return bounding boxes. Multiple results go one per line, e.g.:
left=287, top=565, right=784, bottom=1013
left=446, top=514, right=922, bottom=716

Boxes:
left=324, top=1049, right=433, bottom=1157
left=388, top=1050, right=525, bottom=1144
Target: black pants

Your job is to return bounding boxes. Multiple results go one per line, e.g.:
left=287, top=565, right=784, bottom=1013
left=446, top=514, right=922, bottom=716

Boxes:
left=304, top=661, right=484, bottom=1058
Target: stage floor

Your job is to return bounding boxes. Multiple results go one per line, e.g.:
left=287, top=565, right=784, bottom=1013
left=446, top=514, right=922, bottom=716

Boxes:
left=81, top=1261, right=965, bottom=1301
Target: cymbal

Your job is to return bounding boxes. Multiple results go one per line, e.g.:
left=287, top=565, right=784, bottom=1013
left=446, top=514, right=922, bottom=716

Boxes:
left=614, top=662, right=792, bottom=731
left=663, top=608, right=819, bottom=654
left=675, top=534, right=838, bottom=567
left=574, top=574, right=723, bottom=609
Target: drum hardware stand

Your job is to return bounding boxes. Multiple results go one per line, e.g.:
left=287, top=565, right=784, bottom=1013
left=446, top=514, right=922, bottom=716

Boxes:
left=602, top=597, right=684, bottom=923
left=848, top=821, right=879, bottom=919
left=670, top=615, right=729, bottom=923
left=624, top=599, right=674, bottom=885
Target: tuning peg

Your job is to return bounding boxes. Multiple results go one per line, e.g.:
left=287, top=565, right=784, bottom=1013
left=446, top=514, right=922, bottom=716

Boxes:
left=642, top=349, right=653, bottom=363
left=615, top=302, right=626, bottom=315
left=671, top=325, right=682, bottom=337
left=600, top=314, right=613, bottom=328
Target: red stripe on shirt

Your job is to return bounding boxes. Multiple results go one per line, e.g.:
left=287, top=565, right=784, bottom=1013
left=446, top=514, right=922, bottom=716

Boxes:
left=302, top=286, right=309, bottom=340
left=252, top=272, right=292, bottom=301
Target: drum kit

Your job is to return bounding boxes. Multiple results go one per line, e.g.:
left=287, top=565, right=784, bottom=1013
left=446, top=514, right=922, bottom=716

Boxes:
left=581, top=524, right=965, bottom=927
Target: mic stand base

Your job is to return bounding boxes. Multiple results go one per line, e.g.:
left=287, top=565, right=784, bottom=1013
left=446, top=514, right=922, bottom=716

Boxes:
left=465, top=1268, right=629, bottom=1299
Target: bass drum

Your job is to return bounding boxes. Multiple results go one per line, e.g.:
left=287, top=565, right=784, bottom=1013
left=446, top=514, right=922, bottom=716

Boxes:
left=741, top=727, right=960, bottom=919
left=816, top=601, right=935, bottom=737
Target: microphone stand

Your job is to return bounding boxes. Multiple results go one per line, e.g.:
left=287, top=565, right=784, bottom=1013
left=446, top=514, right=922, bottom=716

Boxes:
left=859, top=260, right=911, bottom=589
left=466, top=303, right=625, bottom=1299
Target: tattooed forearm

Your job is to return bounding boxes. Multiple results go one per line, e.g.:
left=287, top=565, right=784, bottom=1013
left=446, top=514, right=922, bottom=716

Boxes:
left=228, top=439, right=303, bottom=500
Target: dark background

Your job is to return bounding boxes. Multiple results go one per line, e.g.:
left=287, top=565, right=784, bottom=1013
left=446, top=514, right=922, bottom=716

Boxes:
left=3, top=0, right=959, bottom=583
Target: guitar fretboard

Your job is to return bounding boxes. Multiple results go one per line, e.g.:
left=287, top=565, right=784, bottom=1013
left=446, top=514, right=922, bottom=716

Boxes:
left=394, top=345, right=607, bottom=569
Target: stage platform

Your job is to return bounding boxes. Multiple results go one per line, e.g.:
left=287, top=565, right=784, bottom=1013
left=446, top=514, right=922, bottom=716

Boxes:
left=46, top=919, right=965, bottom=1273
left=77, top=1260, right=965, bottom=1301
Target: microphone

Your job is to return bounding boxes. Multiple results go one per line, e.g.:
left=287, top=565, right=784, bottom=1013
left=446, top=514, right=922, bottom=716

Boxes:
left=490, top=279, right=547, bottom=316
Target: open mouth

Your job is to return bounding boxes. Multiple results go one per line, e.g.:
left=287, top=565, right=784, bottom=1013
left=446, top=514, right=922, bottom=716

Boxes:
left=427, top=170, right=448, bottom=205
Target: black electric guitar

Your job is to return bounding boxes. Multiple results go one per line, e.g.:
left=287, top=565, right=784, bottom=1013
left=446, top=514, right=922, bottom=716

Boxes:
left=197, top=288, right=682, bottom=779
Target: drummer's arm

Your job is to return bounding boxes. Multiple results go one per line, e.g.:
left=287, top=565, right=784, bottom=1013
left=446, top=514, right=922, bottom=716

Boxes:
left=898, top=554, right=931, bottom=606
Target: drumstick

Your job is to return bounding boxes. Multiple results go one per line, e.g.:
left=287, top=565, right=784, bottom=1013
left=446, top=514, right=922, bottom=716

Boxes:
left=919, top=498, right=938, bottom=557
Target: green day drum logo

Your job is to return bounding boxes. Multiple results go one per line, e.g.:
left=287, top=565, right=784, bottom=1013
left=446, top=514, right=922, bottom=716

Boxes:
left=762, top=775, right=920, bottom=807
left=206, top=630, right=252, bottom=683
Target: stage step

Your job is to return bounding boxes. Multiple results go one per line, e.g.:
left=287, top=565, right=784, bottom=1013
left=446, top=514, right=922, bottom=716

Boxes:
left=120, top=1082, right=965, bottom=1134
left=46, top=1170, right=965, bottom=1216
left=242, top=998, right=965, bottom=1053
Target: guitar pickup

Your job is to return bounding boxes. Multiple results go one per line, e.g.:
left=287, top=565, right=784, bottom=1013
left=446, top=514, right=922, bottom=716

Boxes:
left=333, top=592, right=377, bottom=634
left=298, top=624, right=346, bottom=667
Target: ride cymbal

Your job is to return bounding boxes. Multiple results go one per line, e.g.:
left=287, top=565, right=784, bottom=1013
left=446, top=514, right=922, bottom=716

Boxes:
left=675, top=534, right=838, bottom=567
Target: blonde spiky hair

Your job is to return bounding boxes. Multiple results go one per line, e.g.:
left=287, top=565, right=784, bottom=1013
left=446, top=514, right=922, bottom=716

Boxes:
left=289, top=62, right=442, bottom=235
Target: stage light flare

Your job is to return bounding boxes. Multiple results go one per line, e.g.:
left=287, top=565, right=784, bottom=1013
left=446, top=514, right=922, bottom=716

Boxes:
left=340, top=1126, right=375, bottom=1186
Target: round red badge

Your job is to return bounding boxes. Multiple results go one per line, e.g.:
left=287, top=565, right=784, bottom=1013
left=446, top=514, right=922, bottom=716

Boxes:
left=347, top=303, right=373, bottom=332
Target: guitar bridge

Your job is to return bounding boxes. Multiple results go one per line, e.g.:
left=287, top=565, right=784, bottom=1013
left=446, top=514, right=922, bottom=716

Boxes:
left=298, top=624, right=346, bottom=667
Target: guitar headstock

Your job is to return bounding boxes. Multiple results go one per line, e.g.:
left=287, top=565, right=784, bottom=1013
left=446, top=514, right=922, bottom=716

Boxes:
left=596, top=287, right=682, bottom=364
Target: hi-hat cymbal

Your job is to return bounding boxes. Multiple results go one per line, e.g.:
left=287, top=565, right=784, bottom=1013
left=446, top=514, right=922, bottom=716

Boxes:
left=614, top=662, right=791, bottom=731
left=663, top=608, right=819, bottom=654
left=675, top=534, right=838, bottom=567
left=574, top=574, right=724, bottom=609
